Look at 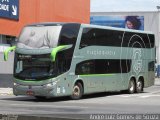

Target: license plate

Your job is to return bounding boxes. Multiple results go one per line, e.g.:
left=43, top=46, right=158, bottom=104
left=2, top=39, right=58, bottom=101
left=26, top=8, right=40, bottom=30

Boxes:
left=26, top=91, right=34, bottom=96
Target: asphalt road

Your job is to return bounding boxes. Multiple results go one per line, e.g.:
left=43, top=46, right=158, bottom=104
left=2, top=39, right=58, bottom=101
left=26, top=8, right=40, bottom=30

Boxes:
left=0, top=80, right=160, bottom=120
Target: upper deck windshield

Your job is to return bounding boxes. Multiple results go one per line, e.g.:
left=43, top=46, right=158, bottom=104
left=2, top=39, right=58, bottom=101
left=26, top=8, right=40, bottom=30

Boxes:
left=17, top=26, right=62, bottom=49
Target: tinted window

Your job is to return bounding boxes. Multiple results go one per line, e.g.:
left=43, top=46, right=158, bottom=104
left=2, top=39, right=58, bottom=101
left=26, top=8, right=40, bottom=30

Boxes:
left=123, top=32, right=154, bottom=48
left=75, top=59, right=131, bottom=75
left=148, top=61, right=155, bottom=72
left=80, top=28, right=123, bottom=48
left=56, top=50, right=72, bottom=74
left=148, top=34, right=155, bottom=48
left=80, top=28, right=154, bottom=48
left=14, top=53, right=55, bottom=80
left=58, top=24, right=80, bottom=72
left=58, top=24, right=80, bottom=46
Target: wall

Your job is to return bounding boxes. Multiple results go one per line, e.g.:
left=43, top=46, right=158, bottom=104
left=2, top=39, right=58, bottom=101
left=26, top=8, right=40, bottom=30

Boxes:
left=0, top=0, right=90, bottom=37
left=0, top=52, right=14, bottom=87
left=0, top=0, right=90, bottom=87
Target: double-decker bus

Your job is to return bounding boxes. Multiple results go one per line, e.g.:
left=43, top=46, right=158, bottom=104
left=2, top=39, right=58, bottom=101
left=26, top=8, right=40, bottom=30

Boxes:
left=4, top=23, right=155, bottom=99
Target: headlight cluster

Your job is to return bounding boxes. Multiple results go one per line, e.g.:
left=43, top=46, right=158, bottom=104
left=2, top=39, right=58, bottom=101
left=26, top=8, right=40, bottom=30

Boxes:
left=14, top=83, right=20, bottom=86
left=45, top=83, right=53, bottom=87
left=44, top=81, right=57, bottom=88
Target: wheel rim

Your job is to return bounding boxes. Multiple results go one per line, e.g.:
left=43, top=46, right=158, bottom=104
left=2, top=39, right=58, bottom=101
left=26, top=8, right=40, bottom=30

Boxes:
left=137, top=81, right=142, bottom=91
left=73, top=85, right=80, bottom=97
left=129, top=81, right=135, bottom=93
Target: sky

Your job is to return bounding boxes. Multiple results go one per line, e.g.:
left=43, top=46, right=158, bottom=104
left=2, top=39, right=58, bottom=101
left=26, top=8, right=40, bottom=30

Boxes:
left=91, top=0, right=160, bottom=12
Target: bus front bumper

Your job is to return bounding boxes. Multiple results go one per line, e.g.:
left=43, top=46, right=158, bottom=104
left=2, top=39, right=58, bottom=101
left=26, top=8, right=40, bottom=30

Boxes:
left=13, top=83, right=56, bottom=97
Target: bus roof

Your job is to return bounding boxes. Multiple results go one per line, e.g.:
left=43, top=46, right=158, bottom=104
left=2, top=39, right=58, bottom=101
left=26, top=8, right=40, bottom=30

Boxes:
left=25, top=22, right=153, bottom=35
left=26, top=22, right=80, bottom=27
left=81, top=23, right=154, bottom=35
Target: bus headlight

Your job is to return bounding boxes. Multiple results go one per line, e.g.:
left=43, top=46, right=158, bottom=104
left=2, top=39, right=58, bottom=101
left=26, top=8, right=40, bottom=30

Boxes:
left=44, top=82, right=57, bottom=89
left=52, top=81, right=57, bottom=86
left=14, top=83, right=17, bottom=86
left=46, top=83, right=53, bottom=87
left=14, top=83, right=20, bottom=86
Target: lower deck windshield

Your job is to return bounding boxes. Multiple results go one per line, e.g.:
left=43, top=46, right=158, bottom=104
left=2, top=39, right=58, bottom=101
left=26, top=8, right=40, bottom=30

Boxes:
left=14, top=53, right=57, bottom=80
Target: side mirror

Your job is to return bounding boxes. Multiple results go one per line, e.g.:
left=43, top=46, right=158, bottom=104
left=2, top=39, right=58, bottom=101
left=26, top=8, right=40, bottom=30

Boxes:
left=51, top=45, right=72, bottom=62
left=4, top=46, right=16, bottom=61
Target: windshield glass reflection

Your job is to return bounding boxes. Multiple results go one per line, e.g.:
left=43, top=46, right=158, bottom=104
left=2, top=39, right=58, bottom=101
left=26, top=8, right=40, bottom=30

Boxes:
left=17, top=26, right=62, bottom=49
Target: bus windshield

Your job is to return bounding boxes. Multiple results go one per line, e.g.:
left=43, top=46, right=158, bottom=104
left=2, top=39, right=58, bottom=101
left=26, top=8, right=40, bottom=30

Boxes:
left=17, top=26, right=62, bottom=49
left=14, top=53, right=57, bottom=80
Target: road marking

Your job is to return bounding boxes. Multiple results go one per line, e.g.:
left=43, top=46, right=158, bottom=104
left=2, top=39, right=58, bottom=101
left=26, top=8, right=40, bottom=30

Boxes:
left=150, top=90, right=160, bottom=94
left=114, top=90, right=160, bottom=98
left=119, top=95, right=131, bottom=98
left=140, top=95, right=160, bottom=98
left=119, top=94, right=160, bottom=98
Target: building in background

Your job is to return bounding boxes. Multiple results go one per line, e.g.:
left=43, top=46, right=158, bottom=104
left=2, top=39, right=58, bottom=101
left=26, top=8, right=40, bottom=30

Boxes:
left=91, top=0, right=160, bottom=76
left=0, top=0, right=90, bottom=87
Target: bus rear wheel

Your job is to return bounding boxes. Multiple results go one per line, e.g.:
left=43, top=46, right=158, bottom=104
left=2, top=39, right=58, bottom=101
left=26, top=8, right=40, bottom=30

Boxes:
left=128, top=79, right=136, bottom=94
left=136, top=80, right=143, bottom=93
left=71, top=82, right=83, bottom=100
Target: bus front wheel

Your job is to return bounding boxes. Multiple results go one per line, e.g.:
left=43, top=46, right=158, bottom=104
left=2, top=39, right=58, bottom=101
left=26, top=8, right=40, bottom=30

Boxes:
left=128, top=79, right=136, bottom=94
left=71, top=82, right=83, bottom=100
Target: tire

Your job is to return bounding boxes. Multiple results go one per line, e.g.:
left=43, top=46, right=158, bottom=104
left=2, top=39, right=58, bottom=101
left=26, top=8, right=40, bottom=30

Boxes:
left=136, top=80, right=143, bottom=93
left=71, top=82, right=83, bottom=100
left=128, top=79, right=136, bottom=94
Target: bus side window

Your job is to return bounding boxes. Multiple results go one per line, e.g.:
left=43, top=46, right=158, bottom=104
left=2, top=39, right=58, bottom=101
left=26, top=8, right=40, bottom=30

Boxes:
left=80, top=28, right=96, bottom=49
left=75, top=61, right=95, bottom=75
left=148, top=61, right=155, bottom=71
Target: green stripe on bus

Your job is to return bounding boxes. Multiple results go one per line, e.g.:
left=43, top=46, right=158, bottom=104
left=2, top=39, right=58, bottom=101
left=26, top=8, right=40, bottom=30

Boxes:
left=80, top=74, right=115, bottom=77
left=51, top=45, right=67, bottom=62
left=51, top=45, right=72, bottom=62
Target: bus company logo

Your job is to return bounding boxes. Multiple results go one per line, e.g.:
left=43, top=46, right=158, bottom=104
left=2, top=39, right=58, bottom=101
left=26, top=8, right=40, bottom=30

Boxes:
left=87, top=50, right=115, bottom=56
left=132, top=49, right=142, bottom=75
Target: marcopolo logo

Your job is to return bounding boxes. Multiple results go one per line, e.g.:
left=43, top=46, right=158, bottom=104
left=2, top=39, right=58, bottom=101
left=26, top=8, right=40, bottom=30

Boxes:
left=0, top=0, right=19, bottom=20
left=132, top=48, right=142, bottom=75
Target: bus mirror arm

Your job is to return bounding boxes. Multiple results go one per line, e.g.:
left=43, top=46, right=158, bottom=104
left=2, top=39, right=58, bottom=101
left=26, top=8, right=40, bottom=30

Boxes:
left=4, top=46, right=16, bottom=61
left=51, top=45, right=72, bottom=62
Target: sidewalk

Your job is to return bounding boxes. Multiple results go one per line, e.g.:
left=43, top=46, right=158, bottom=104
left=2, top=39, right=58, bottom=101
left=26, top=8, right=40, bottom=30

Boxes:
left=155, top=78, right=160, bottom=85
left=0, top=78, right=160, bottom=96
left=0, top=88, right=13, bottom=95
